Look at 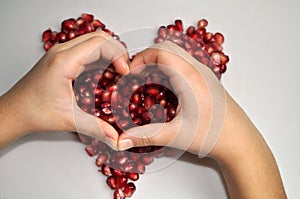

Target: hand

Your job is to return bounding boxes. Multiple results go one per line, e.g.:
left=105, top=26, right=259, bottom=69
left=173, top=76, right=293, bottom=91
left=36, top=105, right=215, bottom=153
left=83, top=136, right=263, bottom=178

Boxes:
left=118, top=41, right=227, bottom=157
left=0, top=30, right=129, bottom=149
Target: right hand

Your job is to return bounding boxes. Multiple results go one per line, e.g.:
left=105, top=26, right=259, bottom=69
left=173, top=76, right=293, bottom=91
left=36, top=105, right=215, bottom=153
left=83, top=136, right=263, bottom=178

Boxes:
left=118, top=41, right=227, bottom=157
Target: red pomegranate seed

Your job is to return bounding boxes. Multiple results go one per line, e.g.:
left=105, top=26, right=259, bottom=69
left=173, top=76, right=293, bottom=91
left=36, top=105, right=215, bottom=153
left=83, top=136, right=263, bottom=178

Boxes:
left=42, top=29, right=52, bottom=42
left=102, top=91, right=111, bottom=102
left=82, top=13, right=94, bottom=22
left=43, top=41, right=53, bottom=51
left=57, top=32, right=67, bottom=43
left=62, top=19, right=76, bottom=31
left=175, top=19, right=183, bottom=32
left=213, top=32, right=224, bottom=45
left=158, top=26, right=167, bottom=39
left=116, top=176, right=128, bottom=188
left=198, top=19, right=208, bottom=28
left=80, top=21, right=93, bottom=33
left=220, top=53, right=230, bottom=64
left=135, top=162, right=146, bottom=174
left=127, top=173, right=139, bottom=181
left=107, top=176, right=117, bottom=189
left=146, top=87, right=159, bottom=96
left=167, top=24, right=178, bottom=31
left=67, top=31, right=76, bottom=40
left=186, top=26, right=195, bottom=36
left=219, top=64, right=227, bottom=73
left=211, top=52, right=222, bottom=65
left=85, top=145, right=98, bottom=157
left=92, top=19, right=105, bottom=29
left=141, top=155, right=154, bottom=165
left=164, top=148, right=176, bottom=157
left=124, top=183, right=136, bottom=197
left=203, top=32, right=213, bottom=43
left=114, top=189, right=125, bottom=199
left=197, top=27, right=206, bottom=35
left=96, top=153, right=108, bottom=167
left=211, top=41, right=223, bottom=52
left=113, top=169, right=125, bottom=177
left=50, top=31, right=58, bottom=43
left=75, top=29, right=85, bottom=37
left=101, top=165, right=112, bottom=176
left=122, top=163, right=134, bottom=173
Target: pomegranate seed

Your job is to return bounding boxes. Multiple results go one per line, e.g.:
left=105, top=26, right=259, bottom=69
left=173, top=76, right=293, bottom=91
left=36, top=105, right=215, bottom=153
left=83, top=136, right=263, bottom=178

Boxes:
left=211, top=52, right=222, bottom=65
left=198, top=19, right=208, bottom=28
left=220, top=53, right=230, bottom=64
left=167, top=25, right=178, bottom=33
left=186, top=26, right=195, bottom=36
left=96, top=153, right=108, bottom=167
left=124, top=183, right=136, bottom=197
left=107, top=176, right=117, bottom=189
left=141, top=155, right=154, bottom=165
left=135, top=162, right=146, bottom=174
left=102, top=91, right=111, bottom=102
left=85, top=145, right=98, bottom=157
left=80, top=21, right=93, bottom=33
left=197, top=27, right=206, bottom=35
left=114, top=189, right=125, bottom=199
left=158, top=26, right=167, bottom=39
left=127, top=173, right=139, bottom=181
left=57, top=32, right=67, bottom=43
left=164, top=148, right=176, bottom=157
left=67, top=31, right=76, bottom=40
left=213, top=32, right=224, bottom=45
left=62, top=19, right=76, bottom=31
left=116, top=176, right=128, bottom=188
left=101, top=165, right=112, bottom=176
left=175, top=19, right=183, bottom=32
left=92, top=19, right=105, bottom=29
left=113, top=169, right=125, bottom=177
left=219, top=64, right=227, bottom=73
left=43, top=41, right=53, bottom=51
left=81, top=13, right=94, bottom=22
left=204, top=32, right=213, bottom=43
left=146, top=87, right=159, bottom=96
left=42, top=29, right=52, bottom=42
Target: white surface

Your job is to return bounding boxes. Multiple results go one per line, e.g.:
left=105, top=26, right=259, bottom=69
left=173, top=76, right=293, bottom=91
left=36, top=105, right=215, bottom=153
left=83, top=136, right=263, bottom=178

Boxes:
left=0, top=0, right=299, bottom=198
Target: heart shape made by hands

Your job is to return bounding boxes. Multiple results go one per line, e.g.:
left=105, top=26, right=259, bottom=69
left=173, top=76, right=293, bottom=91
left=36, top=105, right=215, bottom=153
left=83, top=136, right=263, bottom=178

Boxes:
left=42, top=13, right=230, bottom=199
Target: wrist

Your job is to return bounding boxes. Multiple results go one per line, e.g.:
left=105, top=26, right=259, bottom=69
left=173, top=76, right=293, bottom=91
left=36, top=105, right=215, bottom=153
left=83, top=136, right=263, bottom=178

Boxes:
left=207, top=93, right=287, bottom=199
left=0, top=90, right=31, bottom=148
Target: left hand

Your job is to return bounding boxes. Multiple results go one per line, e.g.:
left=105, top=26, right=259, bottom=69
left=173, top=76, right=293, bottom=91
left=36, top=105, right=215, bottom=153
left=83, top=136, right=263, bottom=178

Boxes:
left=0, top=30, right=129, bottom=149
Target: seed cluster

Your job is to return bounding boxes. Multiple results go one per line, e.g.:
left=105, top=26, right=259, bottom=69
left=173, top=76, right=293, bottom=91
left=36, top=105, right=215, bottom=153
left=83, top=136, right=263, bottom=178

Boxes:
left=42, top=13, right=229, bottom=199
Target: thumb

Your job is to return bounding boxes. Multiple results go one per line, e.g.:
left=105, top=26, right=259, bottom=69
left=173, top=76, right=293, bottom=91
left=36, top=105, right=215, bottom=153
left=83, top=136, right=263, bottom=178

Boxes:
left=73, top=105, right=119, bottom=150
left=118, top=122, right=171, bottom=151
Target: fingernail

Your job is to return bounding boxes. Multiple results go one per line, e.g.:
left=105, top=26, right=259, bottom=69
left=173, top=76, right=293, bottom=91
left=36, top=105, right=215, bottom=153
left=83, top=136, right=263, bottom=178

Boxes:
left=118, top=139, right=133, bottom=151
left=105, top=137, right=118, bottom=151
left=123, top=62, right=130, bottom=74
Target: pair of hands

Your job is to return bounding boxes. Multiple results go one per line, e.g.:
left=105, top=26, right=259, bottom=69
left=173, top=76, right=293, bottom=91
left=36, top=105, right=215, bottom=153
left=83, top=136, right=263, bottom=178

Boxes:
left=0, top=30, right=225, bottom=157
left=0, top=30, right=288, bottom=199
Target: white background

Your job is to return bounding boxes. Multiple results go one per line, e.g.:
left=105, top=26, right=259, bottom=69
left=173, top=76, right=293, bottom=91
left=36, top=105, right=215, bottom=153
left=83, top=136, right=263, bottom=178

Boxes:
left=0, top=0, right=299, bottom=198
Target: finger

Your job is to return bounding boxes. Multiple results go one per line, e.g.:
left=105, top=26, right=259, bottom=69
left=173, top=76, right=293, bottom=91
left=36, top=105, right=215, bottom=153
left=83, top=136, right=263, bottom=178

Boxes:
left=52, top=30, right=111, bottom=51
left=118, top=122, right=172, bottom=151
left=73, top=105, right=119, bottom=150
left=57, top=35, right=129, bottom=79
left=129, top=48, right=158, bottom=74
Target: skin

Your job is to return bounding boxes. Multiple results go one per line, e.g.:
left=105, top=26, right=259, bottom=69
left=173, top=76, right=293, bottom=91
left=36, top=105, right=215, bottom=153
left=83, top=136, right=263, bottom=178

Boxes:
left=0, top=32, right=287, bottom=199
left=0, top=30, right=130, bottom=149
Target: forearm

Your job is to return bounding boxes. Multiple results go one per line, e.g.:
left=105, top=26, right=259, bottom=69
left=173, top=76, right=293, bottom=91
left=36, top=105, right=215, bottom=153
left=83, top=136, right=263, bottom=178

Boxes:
left=0, top=90, right=30, bottom=149
left=210, top=94, right=287, bottom=199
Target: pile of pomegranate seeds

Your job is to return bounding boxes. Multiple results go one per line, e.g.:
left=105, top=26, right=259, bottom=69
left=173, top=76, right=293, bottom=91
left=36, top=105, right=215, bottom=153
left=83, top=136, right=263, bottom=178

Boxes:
left=154, top=19, right=229, bottom=79
left=42, top=13, right=229, bottom=199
